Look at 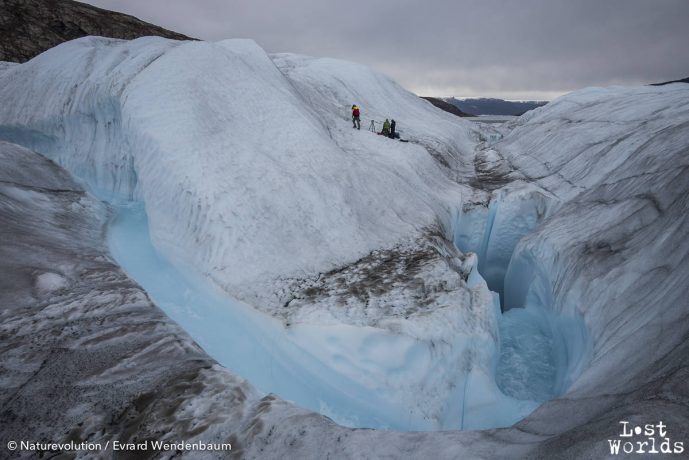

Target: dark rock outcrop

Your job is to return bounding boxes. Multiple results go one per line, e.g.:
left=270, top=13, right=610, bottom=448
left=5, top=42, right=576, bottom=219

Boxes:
left=420, top=96, right=474, bottom=117
left=651, top=76, right=689, bottom=86
left=0, top=0, right=192, bottom=63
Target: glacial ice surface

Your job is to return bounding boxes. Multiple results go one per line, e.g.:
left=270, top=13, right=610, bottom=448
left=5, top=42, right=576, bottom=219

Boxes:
left=0, top=35, right=640, bottom=439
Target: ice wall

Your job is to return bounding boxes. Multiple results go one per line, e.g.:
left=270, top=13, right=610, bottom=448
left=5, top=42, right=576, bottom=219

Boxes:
left=448, top=86, right=689, bottom=434
left=451, top=180, right=589, bottom=404
left=495, top=84, right=689, bottom=406
left=453, top=182, right=555, bottom=302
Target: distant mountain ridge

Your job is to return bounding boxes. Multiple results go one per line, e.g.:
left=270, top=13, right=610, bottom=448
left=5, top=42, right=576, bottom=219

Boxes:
left=0, top=0, right=193, bottom=63
left=447, top=97, right=548, bottom=116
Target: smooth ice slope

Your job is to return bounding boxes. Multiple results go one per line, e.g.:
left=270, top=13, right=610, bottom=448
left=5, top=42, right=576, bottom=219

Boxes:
left=271, top=53, right=478, bottom=177
left=0, top=36, right=469, bottom=309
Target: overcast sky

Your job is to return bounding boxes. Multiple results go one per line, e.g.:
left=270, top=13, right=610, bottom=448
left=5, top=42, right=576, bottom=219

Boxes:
left=83, top=0, right=689, bottom=100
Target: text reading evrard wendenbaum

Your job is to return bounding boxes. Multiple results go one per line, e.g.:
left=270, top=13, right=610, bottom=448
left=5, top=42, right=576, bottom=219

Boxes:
left=7, top=439, right=231, bottom=453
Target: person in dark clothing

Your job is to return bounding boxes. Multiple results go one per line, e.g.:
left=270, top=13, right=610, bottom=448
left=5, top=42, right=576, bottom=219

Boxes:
left=390, top=119, right=396, bottom=139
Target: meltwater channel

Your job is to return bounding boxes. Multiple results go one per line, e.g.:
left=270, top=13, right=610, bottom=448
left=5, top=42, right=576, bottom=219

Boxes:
left=108, top=202, right=587, bottom=431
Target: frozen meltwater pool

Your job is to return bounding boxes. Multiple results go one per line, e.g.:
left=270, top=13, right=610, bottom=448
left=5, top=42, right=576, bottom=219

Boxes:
left=108, top=203, right=588, bottom=431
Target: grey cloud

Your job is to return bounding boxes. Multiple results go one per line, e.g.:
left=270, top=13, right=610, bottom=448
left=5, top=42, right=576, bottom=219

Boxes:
left=83, top=0, right=689, bottom=99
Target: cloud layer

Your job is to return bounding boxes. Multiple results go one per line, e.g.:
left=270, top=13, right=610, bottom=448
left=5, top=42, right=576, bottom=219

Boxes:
left=83, top=0, right=689, bottom=99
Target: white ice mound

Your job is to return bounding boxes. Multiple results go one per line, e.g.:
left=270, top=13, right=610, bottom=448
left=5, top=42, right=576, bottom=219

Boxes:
left=0, top=36, right=470, bottom=306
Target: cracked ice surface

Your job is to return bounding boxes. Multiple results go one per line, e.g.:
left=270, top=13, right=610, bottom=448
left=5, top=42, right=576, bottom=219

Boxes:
left=0, top=141, right=258, bottom=456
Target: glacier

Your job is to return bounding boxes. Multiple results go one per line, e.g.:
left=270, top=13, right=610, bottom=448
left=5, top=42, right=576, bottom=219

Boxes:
left=1, top=36, right=550, bottom=432
left=1, top=34, right=688, bottom=459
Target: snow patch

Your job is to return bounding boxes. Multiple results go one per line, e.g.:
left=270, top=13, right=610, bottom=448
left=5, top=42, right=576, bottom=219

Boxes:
left=34, top=272, right=69, bottom=295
